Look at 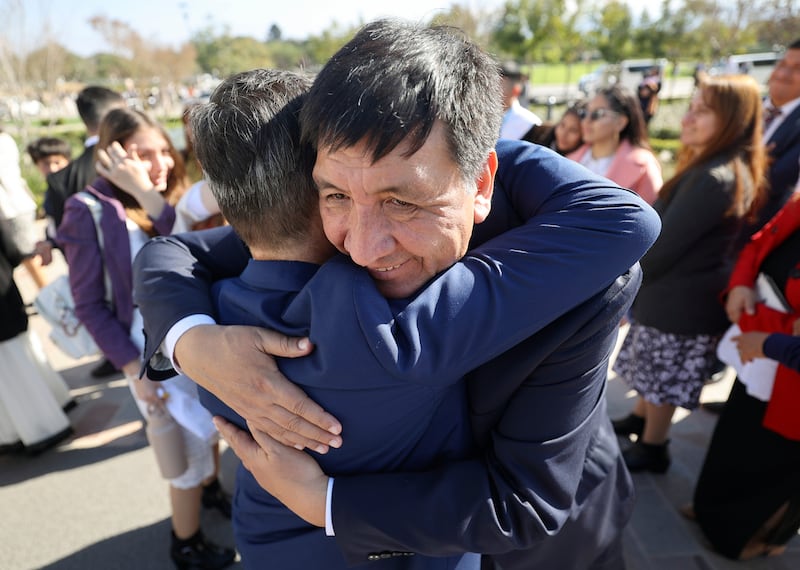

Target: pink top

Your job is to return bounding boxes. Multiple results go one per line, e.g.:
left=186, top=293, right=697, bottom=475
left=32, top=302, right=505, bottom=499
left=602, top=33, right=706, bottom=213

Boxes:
left=568, top=140, right=663, bottom=204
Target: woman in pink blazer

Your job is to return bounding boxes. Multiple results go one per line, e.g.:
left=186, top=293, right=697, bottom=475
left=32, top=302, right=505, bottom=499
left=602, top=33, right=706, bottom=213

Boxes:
left=569, top=85, right=663, bottom=204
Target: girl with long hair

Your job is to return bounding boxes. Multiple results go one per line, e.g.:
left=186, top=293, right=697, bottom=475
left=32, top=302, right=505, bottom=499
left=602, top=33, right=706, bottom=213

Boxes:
left=57, top=108, right=235, bottom=570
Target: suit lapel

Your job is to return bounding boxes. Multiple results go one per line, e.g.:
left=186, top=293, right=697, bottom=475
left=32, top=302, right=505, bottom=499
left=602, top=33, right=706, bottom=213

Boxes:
left=768, top=104, right=800, bottom=156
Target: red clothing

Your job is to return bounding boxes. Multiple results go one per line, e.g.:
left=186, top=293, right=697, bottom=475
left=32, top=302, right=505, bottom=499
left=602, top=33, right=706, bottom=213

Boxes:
left=728, top=196, right=800, bottom=440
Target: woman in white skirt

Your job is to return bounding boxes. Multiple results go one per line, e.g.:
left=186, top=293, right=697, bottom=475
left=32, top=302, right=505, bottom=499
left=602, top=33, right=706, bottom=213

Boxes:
left=0, top=219, right=71, bottom=454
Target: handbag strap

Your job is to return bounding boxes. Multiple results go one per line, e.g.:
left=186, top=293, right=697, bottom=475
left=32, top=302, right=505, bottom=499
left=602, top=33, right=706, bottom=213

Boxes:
left=75, top=191, right=113, bottom=308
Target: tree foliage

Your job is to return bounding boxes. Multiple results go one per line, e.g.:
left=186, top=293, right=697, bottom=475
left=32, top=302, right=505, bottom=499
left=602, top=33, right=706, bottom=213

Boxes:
left=0, top=0, right=796, bottom=93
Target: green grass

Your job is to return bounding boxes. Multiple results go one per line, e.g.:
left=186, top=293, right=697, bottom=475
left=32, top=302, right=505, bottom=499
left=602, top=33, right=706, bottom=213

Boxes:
left=524, top=62, right=597, bottom=85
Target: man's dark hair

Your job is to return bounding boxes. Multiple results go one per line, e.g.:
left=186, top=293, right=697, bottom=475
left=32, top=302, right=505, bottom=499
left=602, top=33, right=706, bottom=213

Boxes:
left=301, top=19, right=503, bottom=182
left=190, top=69, right=316, bottom=249
left=76, top=86, right=125, bottom=132
left=788, top=39, right=800, bottom=50
left=26, top=137, right=72, bottom=163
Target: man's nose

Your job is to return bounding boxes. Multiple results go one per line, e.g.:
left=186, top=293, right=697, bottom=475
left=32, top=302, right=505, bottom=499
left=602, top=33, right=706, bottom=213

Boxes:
left=344, top=208, right=394, bottom=267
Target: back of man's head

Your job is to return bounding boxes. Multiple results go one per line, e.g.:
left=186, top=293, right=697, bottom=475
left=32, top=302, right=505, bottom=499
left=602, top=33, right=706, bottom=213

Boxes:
left=76, top=86, right=125, bottom=134
left=301, top=19, right=503, bottom=182
left=190, top=69, right=316, bottom=250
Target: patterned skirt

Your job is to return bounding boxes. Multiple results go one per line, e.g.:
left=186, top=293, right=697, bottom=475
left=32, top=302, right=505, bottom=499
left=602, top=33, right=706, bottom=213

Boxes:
left=614, top=320, right=722, bottom=409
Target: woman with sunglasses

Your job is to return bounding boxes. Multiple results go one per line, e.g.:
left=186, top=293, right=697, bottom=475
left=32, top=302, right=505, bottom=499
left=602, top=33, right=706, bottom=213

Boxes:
left=568, top=84, right=662, bottom=203
left=611, top=74, right=768, bottom=474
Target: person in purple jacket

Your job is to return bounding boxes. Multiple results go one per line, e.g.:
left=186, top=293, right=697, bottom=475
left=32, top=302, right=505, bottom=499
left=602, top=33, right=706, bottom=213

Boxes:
left=56, top=108, right=235, bottom=570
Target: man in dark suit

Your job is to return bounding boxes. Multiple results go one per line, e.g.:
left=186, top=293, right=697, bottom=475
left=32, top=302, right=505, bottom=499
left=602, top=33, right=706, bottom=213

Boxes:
left=753, top=39, right=800, bottom=231
left=37, top=85, right=124, bottom=378
left=42, top=86, right=125, bottom=237
left=135, top=20, right=661, bottom=569
left=177, top=67, right=658, bottom=570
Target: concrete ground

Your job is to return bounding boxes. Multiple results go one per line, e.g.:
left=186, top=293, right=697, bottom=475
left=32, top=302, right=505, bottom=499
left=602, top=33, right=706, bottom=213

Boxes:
left=2, top=235, right=798, bottom=569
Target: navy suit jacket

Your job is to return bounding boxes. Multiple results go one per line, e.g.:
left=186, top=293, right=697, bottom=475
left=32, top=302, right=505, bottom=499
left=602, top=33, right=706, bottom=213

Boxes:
left=753, top=102, right=800, bottom=232
left=133, top=140, right=661, bottom=568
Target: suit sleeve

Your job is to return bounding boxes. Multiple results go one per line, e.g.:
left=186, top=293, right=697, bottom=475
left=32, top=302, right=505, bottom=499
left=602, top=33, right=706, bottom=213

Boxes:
left=327, top=141, right=657, bottom=562
left=764, top=333, right=800, bottom=372
left=757, top=115, right=800, bottom=229
left=330, top=269, right=641, bottom=562
left=302, top=141, right=660, bottom=381
left=132, top=225, right=250, bottom=365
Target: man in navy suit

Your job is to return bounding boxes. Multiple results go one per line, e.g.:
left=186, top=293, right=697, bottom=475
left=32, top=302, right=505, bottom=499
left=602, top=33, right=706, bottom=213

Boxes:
left=135, top=20, right=660, bottom=569
left=753, top=39, right=800, bottom=231
left=183, top=65, right=657, bottom=570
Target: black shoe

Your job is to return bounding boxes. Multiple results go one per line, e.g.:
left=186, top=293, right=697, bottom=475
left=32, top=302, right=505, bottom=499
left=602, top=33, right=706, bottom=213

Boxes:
left=611, top=413, right=645, bottom=438
left=170, top=530, right=236, bottom=570
left=0, top=440, right=24, bottom=455
left=202, top=479, right=232, bottom=519
left=62, top=399, right=78, bottom=413
left=623, top=440, right=671, bottom=473
left=25, top=426, right=73, bottom=456
left=704, top=358, right=728, bottom=384
left=701, top=401, right=726, bottom=415
left=91, top=358, right=120, bottom=378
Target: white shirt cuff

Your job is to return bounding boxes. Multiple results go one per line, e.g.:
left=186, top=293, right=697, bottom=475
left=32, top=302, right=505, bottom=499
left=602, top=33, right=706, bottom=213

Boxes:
left=164, top=315, right=217, bottom=372
left=325, top=477, right=335, bottom=536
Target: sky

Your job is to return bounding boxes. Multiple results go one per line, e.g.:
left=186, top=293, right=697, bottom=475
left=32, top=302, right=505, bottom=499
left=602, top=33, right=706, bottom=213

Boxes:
left=6, top=0, right=649, bottom=57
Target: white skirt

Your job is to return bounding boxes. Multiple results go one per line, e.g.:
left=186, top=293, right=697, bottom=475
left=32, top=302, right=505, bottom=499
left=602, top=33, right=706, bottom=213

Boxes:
left=0, top=331, right=71, bottom=446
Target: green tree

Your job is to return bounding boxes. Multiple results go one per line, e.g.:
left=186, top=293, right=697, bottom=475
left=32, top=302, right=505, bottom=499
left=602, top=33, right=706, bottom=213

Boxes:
left=302, top=22, right=357, bottom=66
left=267, top=23, right=283, bottom=42
left=193, top=27, right=275, bottom=76
left=492, top=0, right=571, bottom=62
left=589, top=0, right=634, bottom=63
left=754, top=0, right=800, bottom=50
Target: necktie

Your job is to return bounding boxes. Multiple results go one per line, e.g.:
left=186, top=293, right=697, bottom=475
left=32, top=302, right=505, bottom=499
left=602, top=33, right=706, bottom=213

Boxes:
left=763, top=105, right=782, bottom=132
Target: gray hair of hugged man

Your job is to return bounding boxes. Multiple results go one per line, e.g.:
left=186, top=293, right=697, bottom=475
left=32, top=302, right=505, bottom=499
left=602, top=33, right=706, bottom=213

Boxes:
left=189, top=69, right=317, bottom=250
left=300, top=19, right=503, bottom=182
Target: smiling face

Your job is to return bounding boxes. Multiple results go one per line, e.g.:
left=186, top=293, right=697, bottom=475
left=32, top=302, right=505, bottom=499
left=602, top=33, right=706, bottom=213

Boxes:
left=680, top=88, right=720, bottom=154
left=580, top=94, right=628, bottom=148
left=768, top=48, right=800, bottom=107
left=35, top=154, right=69, bottom=177
left=124, top=127, right=175, bottom=191
left=554, top=112, right=582, bottom=154
left=314, top=121, right=496, bottom=299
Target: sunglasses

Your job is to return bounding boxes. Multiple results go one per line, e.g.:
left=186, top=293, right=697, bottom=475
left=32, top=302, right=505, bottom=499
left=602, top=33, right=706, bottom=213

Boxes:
left=580, top=108, right=620, bottom=121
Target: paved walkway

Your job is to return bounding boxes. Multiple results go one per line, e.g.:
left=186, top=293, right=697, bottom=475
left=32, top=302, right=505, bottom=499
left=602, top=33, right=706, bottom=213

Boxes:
left=1, top=242, right=798, bottom=569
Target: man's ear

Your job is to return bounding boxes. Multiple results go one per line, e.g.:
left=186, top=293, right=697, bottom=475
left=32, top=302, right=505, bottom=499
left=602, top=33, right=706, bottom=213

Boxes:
left=473, top=150, right=497, bottom=224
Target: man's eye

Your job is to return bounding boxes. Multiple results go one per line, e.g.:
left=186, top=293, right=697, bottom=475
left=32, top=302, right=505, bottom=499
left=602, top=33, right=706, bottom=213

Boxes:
left=326, top=192, right=348, bottom=201
left=390, top=198, right=413, bottom=208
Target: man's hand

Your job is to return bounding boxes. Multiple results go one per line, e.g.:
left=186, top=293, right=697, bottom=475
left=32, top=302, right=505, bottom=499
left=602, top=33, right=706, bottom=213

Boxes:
left=732, top=331, right=769, bottom=363
left=214, top=416, right=328, bottom=527
left=726, top=285, right=757, bottom=324
left=176, top=325, right=342, bottom=453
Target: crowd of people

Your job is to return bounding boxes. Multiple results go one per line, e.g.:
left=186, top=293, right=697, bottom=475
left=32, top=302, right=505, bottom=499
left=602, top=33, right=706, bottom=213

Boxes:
left=1, top=19, right=799, bottom=569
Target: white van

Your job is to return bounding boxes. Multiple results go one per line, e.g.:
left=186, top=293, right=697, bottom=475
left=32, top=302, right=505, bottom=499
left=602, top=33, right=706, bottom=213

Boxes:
left=578, top=58, right=668, bottom=95
left=710, top=52, right=779, bottom=85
